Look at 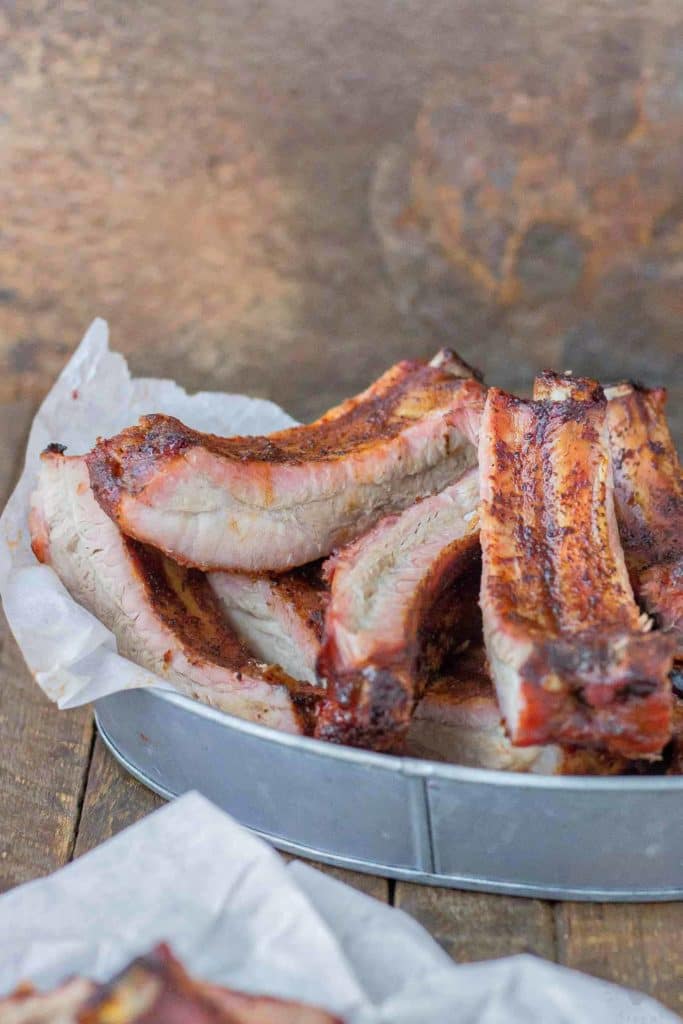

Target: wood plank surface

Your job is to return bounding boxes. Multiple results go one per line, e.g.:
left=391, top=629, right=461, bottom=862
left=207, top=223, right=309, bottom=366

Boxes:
left=73, top=736, right=163, bottom=858
left=556, top=903, right=683, bottom=1017
left=0, top=401, right=95, bottom=892
left=395, top=885, right=556, bottom=962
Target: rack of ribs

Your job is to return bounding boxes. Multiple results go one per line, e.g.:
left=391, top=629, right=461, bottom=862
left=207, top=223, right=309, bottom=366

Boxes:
left=604, top=381, right=682, bottom=685
left=86, top=350, right=486, bottom=572
left=478, top=373, right=675, bottom=758
left=314, top=467, right=482, bottom=751
left=29, top=450, right=319, bottom=733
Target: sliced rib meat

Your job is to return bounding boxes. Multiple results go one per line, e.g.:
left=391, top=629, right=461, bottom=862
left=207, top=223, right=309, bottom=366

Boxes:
left=604, top=381, right=682, bottom=667
left=479, top=375, right=675, bottom=758
left=314, top=467, right=481, bottom=751
left=78, top=944, right=341, bottom=1024
left=0, top=946, right=341, bottom=1024
left=0, top=979, right=94, bottom=1024
left=86, top=350, right=486, bottom=572
left=209, top=564, right=327, bottom=685
left=667, top=697, right=683, bottom=776
left=29, top=451, right=318, bottom=733
left=408, top=646, right=628, bottom=774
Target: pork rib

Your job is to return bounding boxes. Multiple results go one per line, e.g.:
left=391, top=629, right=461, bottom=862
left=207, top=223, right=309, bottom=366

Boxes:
left=604, top=381, right=682, bottom=670
left=209, top=564, right=327, bottom=685
left=479, top=376, right=675, bottom=757
left=86, top=350, right=485, bottom=572
left=77, top=944, right=341, bottom=1024
left=0, top=979, right=94, bottom=1024
left=29, top=451, right=318, bottom=733
left=408, top=646, right=628, bottom=774
left=0, top=945, right=341, bottom=1024
left=314, top=467, right=481, bottom=751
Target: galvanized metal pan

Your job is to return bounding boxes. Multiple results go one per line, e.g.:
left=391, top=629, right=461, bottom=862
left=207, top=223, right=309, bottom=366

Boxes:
left=95, top=687, right=683, bottom=901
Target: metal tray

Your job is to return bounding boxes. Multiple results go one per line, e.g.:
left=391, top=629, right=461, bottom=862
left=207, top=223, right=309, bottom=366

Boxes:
left=95, top=687, right=683, bottom=901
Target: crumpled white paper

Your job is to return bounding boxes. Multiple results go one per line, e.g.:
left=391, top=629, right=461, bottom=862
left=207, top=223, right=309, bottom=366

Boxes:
left=0, top=794, right=677, bottom=1023
left=0, top=319, right=296, bottom=707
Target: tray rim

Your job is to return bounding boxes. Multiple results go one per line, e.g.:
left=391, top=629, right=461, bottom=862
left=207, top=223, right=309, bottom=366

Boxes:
left=95, top=711, right=683, bottom=901
left=141, top=685, right=683, bottom=792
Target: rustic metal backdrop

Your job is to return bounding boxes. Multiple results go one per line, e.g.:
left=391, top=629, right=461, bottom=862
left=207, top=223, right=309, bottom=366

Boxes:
left=1, top=0, right=680, bottom=437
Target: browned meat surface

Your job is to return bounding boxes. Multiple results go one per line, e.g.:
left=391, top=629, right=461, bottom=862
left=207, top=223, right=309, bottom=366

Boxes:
left=86, top=350, right=486, bottom=572
left=0, top=945, right=341, bottom=1024
left=78, top=944, right=341, bottom=1024
left=30, top=452, right=319, bottom=733
left=408, top=646, right=628, bottom=774
left=666, top=697, right=683, bottom=776
left=314, top=467, right=481, bottom=751
left=209, top=563, right=327, bottom=685
left=479, top=375, right=675, bottom=758
left=0, top=979, right=94, bottom=1023
left=604, top=381, right=682, bottom=669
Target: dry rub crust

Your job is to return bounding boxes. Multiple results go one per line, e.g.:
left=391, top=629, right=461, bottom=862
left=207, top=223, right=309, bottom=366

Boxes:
left=479, top=375, right=675, bottom=758
left=5, top=943, right=342, bottom=1024
left=604, top=381, right=682, bottom=665
left=85, top=350, right=486, bottom=571
left=314, top=469, right=482, bottom=752
left=409, top=645, right=630, bottom=774
left=126, top=544, right=320, bottom=733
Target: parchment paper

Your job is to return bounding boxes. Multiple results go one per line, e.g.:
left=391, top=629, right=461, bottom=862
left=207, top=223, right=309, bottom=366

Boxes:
left=0, top=794, right=677, bottom=1023
left=0, top=319, right=296, bottom=707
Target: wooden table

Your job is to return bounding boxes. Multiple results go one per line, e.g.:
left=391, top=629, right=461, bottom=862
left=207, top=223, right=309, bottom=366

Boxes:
left=1, top=1, right=681, bottom=1015
left=0, top=403, right=681, bottom=1016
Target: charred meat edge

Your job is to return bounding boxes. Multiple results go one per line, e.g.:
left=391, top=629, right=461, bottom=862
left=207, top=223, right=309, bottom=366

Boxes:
left=29, top=452, right=319, bottom=734
left=0, top=944, right=341, bottom=1024
left=315, top=466, right=482, bottom=752
left=86, top=349, right=486, bottom=572
left=479, top=374, right=674, bottom=758
left=409, top=645, right=630, bottom=775
left=604, top=380, right=682, bottom=670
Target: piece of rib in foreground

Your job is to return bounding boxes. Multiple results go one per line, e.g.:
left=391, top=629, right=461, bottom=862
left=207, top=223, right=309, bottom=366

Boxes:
left=479, top=376, right=675, bottom=757
left=29, top=451, right=318, bottom=734
left=314, top=466, right=482, bottom=751
left=604, top=381, right=682, bottom=669
left=86, top=349, right=486, bottom=572
left=77, top=944, right=341, bottom=1024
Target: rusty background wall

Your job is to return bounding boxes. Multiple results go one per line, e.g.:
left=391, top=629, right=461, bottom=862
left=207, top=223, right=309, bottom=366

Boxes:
left=0, top=0, right=681, bottom=438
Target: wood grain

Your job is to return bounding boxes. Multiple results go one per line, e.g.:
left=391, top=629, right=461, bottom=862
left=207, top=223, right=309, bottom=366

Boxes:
left=394, top=885, right=556, bottom=962
left=286, top=857, right=389, bottom=902
left=556, top=903, right=683, bottom=1016
left=0, top=401, right=95, bottom=891
left=73, top=736, right=163, bottom=858
left=77, top=735, right=390, bottom=901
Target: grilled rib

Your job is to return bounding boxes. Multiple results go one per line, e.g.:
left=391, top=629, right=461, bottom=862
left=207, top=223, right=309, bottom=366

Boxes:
left=86, top=350, right=486, bottom=572
left=479, top=375, right=675, bottom=757
left=0, top=945, right=341, bottom=1024
left=314, top=467, right=481, bottom=751
left=604, top=381, right=682, bottom=673
left=0, top=979, right=94, bottom=1024
left=29, top=451, right=318, bottom=733
left=209, top=564, right=327, bottom=685
left=408, top=645, right=628, bottom=774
